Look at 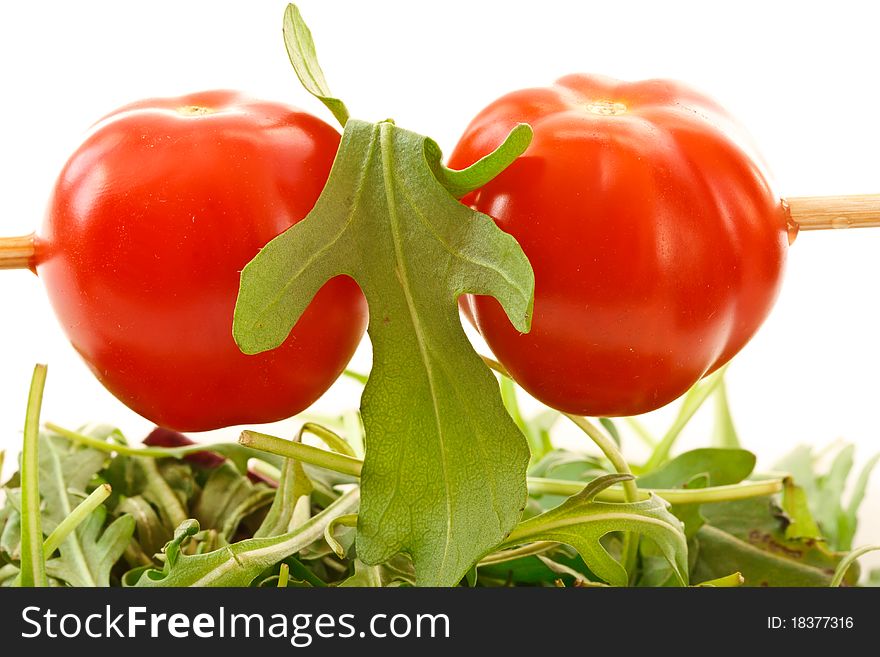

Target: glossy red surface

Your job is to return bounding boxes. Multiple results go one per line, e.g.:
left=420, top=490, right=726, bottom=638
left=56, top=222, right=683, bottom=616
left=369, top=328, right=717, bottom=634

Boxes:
left=450, top=75, right=788, bottom=416
left=38, top=91, right=366, bottom=430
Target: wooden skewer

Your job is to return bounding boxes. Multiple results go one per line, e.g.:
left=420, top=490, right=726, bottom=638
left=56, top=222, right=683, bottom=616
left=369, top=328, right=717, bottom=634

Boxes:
left=0, top=194, right=878, bottom=271
left=0, top=233, right=36, bottom=270
left=786, top=194, right=880, bottom=231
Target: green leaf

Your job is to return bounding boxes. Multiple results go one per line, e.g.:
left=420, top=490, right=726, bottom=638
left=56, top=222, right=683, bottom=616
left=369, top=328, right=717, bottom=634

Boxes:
left=43, top=484, right=112, bottom=559
left=529, top=450, right=605, bottom=480
left=671, top=474, right=710, bottom=539
left=138, top=458, right=189, bottom=531
left=282, top=3, right=349, bottom=127
left=116, top=495, right=169, bottom=559
left=528, top=449, right=607, bottom=511
left=841, top=453, right=880, bottom=551
left=134, top=488, right=359, bottom=587
left=695, top=572, right=744, bottom=587
left=234, top=119, right=533, bottom=587
left=45, top=507, right=134, bottom=587
left=691, top=497, right=855, bottom=586
left=773, top=443, right=878, bottom=551
left=637, top=448, right=756, bottom=489
left=0, top=499, right=21, bottom=565
left=193, top=462, right=273, bottom=542
left=816, top=444, right=854, bottom=547
left=781, top=479, right=822, bottom=541
left=499, top=474, right=688, bottom=586
left=0, top=564, right=19, bottom=586
left=255, top=453, right=314, bottom=539
left=430, top=123, right=533, bottom=199
left=36, top=433, right=124, bottom=586
left=774, top=445, right=817, bottom=496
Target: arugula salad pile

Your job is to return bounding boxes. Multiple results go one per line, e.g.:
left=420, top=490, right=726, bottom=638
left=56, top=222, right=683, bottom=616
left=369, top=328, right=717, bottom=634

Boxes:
left=0, top=363, right=876, bottom=588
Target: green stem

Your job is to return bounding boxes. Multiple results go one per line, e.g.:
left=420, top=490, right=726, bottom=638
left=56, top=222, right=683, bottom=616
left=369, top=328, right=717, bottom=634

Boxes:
left=47, top=420, right=357, bottom=462
left=696, top=572, right=744, bottom=587
left=299, top=422, right=357, bottom=458
left=42, top=484, right=111, bottom=559
left=243, top=428, right=783, bottom=504
left=564, top=415, right=639, bottom=502
left=479, top=541, right=557, bottom=566
left=644, top=367, right=727, bottom=471
left=50, top=418, right=782, bottom=507
left=564, top=413, right=639, bottom=584
left=324, top=513, right=358, bottom=558
left=18, top=364, right=48, bottom=587
left=45, top=422, right=192, bottom=458
left=278, top=562, right=290, bottom=588
left=830, top=544, right=880, bottom=587
left=240, top=431, right=363, bottom=477
left=529, top=477, right=783, bottom=504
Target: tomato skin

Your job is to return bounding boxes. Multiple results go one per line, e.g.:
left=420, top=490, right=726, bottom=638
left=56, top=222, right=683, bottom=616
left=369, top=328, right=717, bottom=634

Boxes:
left=37, top=90, right=367, bottom=431
left=450, top=75, right=788, bottom=417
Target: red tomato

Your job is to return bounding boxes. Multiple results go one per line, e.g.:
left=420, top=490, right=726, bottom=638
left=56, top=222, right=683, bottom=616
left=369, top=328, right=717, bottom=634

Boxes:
left=37, top=91, right=366, bottom=431
left=450, top=75, right=789, bottom=417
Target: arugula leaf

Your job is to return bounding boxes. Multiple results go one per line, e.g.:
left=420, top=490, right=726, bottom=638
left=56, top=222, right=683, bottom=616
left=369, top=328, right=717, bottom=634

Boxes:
left=842, top=453, right=880, bottom=551
left=234, top=118, right=534, bottom=586
left=282, top=4, right=349, bottom=127
left=133, top=488, right=359, bottom=587
left=45, top=507, right=134, bottom=587
left=0, top=495, right=21, bottom=565
left=781, top=478, right=822, bottom=541
left=527, top=449, right=607, bottom=511
left=637, top=448, right=756, bottom=489
left=116, top=495, right=168, bottom=559
left=691, top=497, right=855, bottom=586
left=193, top=462, right=273, bottom=542
left=255, top=455, right=313, bottom=539
left=636, top=447, right=756, bottom=544
left=32, top=432, right=132, bottom=586
left=498, top=474, right=688, bottom=586
left=774, top=443, right=879, bottom=551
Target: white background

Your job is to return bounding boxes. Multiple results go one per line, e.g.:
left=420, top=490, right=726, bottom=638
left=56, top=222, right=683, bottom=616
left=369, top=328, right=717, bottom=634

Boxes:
left=1, top=1, right=878, bottom=565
